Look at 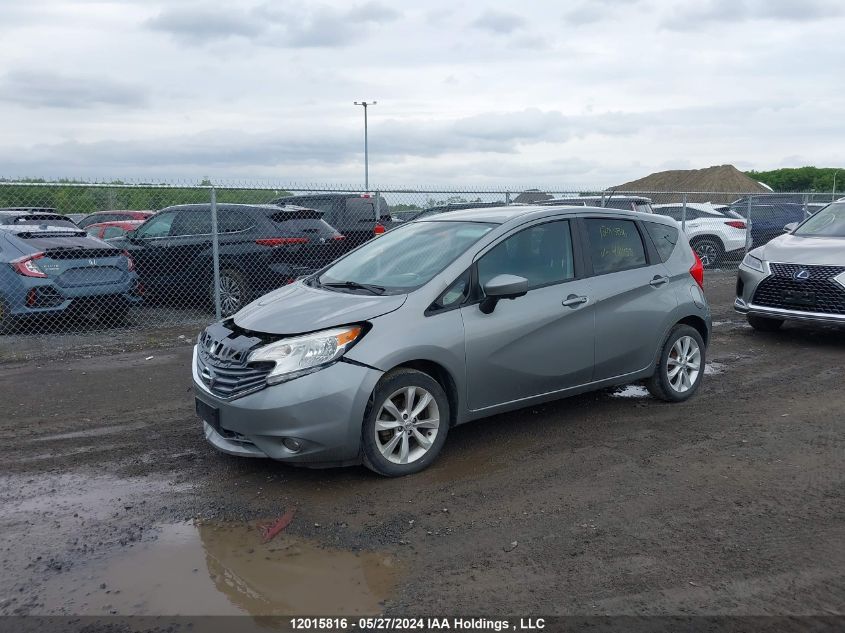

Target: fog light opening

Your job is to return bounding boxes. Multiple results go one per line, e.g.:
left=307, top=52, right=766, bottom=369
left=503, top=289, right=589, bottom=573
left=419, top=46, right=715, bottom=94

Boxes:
left=282, top=438, right=302, bottom=453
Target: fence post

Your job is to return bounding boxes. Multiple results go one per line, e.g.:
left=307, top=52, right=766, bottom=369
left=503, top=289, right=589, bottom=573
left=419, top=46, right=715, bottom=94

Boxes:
left=375, top=190, right=381, bottom=220
left=210, top=186, right=222, bottom=321
left=505, top=191, right=511, bottom=206
left=802, top=192, right=809, bottom=219
left=681, top=193, right=687, bottom=233
left=745, top=195, right=753, bottom=254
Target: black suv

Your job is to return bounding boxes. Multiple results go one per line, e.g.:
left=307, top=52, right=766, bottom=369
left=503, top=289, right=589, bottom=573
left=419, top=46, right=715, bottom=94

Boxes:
left=113, top=203, right=343, bottom=316
left=269, top=193, right=397, bottom=251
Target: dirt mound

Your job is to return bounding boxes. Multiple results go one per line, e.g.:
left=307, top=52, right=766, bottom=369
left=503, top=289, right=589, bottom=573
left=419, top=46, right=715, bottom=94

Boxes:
left=615, top=165, right=770, bottom=203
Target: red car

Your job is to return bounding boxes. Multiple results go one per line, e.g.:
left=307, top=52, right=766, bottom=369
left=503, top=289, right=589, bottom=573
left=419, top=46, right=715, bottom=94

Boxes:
left=77, top=210, right=154, bottom=229
left=85, top=220, right=146, bottom=240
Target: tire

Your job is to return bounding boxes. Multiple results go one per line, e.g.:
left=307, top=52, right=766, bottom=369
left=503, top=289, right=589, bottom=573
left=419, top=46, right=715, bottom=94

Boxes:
left=361, top=368, right=450, bottom=477
left=212, top=269, right=250, bottom=318
left=747, top=314, right=784, bottom=332
left=691, top=238, right=724, bottom=269
left=646, top=324, right=706, bottom=402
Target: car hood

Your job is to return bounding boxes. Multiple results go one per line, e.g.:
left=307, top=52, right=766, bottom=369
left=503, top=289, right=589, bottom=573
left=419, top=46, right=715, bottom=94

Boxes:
left=233, top=281, right=407, bottom=335
left=760, top=234, right=845, bottom=266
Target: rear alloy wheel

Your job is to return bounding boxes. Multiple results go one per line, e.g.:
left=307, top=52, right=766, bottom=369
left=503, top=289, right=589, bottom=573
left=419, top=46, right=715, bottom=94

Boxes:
left=747, top=314, right=784, bottom=332
left=362, top=369, right=450, bottom=476
left=646, top=324, right=706, bottom=402
left=692, top=238, right=723, bottom=269
left=212, top=269, right=249, bottom=318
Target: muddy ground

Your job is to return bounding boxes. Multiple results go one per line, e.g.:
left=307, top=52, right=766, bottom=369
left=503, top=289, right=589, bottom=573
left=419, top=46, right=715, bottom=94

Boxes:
left=0, top=271, right=843, bottom=620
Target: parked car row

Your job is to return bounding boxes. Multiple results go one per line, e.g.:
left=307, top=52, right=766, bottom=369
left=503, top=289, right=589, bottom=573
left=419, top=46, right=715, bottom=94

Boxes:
left=1, top=194, right=837, bottom=333
left=0, top=198, right=393, bottom=329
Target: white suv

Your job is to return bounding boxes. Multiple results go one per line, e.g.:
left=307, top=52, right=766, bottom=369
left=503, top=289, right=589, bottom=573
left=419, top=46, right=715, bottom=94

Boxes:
left=653, top=203, right=750, bottom=268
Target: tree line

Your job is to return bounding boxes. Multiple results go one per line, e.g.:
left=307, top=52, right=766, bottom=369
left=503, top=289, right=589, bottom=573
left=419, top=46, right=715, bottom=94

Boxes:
left=745, top=167, right=844, bottom=193
left=0, top=179, right=289, bottom=215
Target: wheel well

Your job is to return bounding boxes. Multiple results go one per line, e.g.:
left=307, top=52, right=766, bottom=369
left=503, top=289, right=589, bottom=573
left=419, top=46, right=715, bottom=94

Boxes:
left=677, top=315, right=709, bottom=346
left=689, top=235, right=723, bottom=249
left=392, top=360, right=459, bottom=426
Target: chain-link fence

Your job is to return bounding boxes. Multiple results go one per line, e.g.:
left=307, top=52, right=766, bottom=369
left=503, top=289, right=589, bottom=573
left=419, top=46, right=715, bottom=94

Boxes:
left=0, top=180, right=840, bottom=341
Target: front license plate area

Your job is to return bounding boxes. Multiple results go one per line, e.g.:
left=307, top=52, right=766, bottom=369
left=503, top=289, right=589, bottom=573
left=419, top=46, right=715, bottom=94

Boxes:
left=782, top=290, right=816, bottom=307
left=195, top=398, right=220, bottom=431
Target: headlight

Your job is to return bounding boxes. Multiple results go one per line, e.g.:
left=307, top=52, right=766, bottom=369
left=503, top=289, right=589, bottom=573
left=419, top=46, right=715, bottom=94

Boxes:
left=248, top=325, right=363, bottom=385
left=741, top=252, right=765, bottom=273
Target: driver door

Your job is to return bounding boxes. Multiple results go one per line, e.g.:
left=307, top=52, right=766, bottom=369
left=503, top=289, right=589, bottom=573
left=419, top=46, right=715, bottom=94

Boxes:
left=129, top=210, right=178, bottom=289
left=460, top=219, right=595, bottom=411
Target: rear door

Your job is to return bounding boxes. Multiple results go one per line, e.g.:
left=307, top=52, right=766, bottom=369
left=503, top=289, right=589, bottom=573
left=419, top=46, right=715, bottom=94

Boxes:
left=580, top=216, right=678, bottom=381
left=460, top=218, right=595, bottom=411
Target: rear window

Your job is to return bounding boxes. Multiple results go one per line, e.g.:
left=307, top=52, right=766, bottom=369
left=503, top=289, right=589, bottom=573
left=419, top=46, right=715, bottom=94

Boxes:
left=644, top=221, right=680, bottom=262
left=584, top=218, right=648, bottom=275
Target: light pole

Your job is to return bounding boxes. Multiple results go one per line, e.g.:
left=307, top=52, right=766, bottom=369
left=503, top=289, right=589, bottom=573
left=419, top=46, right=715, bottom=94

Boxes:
left=354, top=101, right=376, bottom=190
left=833, top=170, right=840, bottom=200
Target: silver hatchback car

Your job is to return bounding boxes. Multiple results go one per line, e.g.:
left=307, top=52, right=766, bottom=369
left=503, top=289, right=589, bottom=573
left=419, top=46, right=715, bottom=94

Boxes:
left=193, top=205, right=711, bottom=476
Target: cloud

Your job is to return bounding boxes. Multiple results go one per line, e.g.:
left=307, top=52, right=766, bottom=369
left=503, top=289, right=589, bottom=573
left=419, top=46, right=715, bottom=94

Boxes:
left=471, top=10, right=526, bottom=34
left=0, top=70, right=146, bottom=109
left=146, top=2, right=401, bottom=47
left=661, top=0, right=844, bottom=30
left=146, top=7, right=262, bottom=41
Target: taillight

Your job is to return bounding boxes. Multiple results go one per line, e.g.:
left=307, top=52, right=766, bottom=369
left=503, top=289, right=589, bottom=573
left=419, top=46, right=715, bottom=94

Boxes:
left=374, top=223, right=386, bottom=235
left=12, top=252, right=47, bottom=278
left=123, top=250, right=135, bottom=271
left=255, top=237, right=309, bottom=247
left=690, top=248, right=704, bottom=289
left=332, top=235, right=345, bottom=241
left=725, top=220, right=747, bottom=229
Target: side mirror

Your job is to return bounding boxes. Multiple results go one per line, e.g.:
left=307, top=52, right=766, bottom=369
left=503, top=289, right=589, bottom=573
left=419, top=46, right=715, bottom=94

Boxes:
left=479, top=274, right=529, bottom=314
left=783, top=222, right=798, bottom=233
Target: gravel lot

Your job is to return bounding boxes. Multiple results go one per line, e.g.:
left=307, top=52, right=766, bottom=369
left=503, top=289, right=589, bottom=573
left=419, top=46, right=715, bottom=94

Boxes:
left=0, top=271, right=843, bottom=620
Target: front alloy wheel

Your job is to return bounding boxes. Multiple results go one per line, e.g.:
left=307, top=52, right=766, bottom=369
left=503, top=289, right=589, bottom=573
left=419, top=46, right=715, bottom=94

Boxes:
left=362, top=369, right=450, bottom=476
left=375, top=385, right=441, bottom=465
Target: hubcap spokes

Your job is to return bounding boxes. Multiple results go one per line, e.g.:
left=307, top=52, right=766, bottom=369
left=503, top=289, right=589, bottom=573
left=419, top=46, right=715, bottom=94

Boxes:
left=697, top=245, right=716, bottom=267
left=375, top=386, right=440, bottom=464
left=217, top=276, right=242, bottom=316
left=667, top=335, right=701, bottom=393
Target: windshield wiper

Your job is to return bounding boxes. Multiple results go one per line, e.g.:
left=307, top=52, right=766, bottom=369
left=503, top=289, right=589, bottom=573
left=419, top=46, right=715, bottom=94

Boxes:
left=320, top=280, right=386, bottom=295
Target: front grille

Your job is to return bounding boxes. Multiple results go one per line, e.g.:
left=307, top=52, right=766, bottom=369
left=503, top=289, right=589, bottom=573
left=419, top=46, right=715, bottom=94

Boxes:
left=197, top=322, right=274, bottom=399
left=753, top=263, right=845, bottom=315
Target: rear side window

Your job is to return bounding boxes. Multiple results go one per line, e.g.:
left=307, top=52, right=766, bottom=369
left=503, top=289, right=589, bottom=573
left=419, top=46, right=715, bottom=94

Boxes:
left=269, top=209, right=323, bottom=222
left=102, top=226, right=126, bottom=239
left=584, top=218, right=647, bottom=275
left=644, top=222, right=679, bottom=262
left=219, top=209, right=254, bottom=233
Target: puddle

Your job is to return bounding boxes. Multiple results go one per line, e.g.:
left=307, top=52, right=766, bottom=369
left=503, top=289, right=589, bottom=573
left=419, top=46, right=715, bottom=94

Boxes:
left=705, top=362, right=727, bottom=375
left=610, top=385, right=651, bottom=398
left=35, top=521, right=402, bottom=616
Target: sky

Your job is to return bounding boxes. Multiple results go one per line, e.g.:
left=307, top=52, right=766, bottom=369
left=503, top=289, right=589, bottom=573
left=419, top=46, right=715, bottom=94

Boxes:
left=0, top=0, right=843, bottom=189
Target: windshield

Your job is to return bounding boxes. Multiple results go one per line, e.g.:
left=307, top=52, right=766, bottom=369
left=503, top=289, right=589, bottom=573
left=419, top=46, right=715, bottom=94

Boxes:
left=793, top=202, right=845, bottom=237
left=317, top=220, right=494, bottom=293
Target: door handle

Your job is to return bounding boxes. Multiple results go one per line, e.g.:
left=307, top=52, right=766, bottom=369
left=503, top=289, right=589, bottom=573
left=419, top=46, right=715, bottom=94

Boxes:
left=562, top=294, right=588, bottom=308
left=649, top=275, right=669, bottom=287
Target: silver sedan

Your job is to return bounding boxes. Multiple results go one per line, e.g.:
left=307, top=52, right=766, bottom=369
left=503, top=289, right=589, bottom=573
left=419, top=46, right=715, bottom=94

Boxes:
left=735, top=199, right=845, bottom=330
